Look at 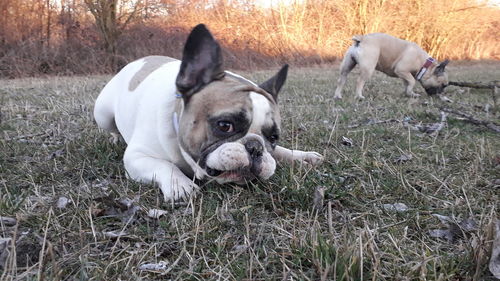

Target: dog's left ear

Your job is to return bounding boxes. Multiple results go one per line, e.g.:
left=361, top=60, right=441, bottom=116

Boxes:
left=434, top=59, right=449, bottom=75
left=176, top=24, right=225, bottom=102
left=259, top=64, right=288, bottom=102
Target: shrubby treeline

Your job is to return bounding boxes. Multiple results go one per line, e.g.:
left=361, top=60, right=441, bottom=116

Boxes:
left=0, top=0, right=498, bottom=78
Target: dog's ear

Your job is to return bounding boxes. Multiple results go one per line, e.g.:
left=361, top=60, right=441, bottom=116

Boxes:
left=259, top=64, right=288, bottom=102
left=434, top=59, right=449, bottom=75
left=176, top=24, right=224, bottom=102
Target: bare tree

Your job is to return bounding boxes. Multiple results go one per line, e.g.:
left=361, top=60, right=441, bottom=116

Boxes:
left=84, top=0, right=143, bottom=69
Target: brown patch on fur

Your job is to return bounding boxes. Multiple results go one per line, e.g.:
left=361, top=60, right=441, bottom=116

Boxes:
left=128, top=56, right=177, bottom=91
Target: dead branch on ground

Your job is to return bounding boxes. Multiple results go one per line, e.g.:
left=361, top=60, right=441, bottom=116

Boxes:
left=439, top=106, right=500, bottom=133
left=449, top=81, right=500, bottom=89
left=449, top=80, right=498, bottom=115
left=348, top=119, right=400, bottom=128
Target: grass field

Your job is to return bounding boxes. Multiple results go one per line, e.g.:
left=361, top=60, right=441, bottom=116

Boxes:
left=1, top=61, right=499, bottom=280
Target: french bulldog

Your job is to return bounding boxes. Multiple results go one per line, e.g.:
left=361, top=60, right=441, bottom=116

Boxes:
left=334, top=33, right=450, bottom=99
left=93, top=24, right=323, bottom=201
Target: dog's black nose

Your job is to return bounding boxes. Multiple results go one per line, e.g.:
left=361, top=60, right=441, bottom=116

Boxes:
left=245, top=139, right=263, bottom=158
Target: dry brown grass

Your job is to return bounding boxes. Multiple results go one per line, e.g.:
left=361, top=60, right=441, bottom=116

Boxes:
left=164, top=0, right=500, bottom=61
left=0, top=0, right=498, bottom=78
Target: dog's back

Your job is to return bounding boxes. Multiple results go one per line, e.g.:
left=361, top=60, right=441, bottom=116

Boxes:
left=335, top=32, right=437, bottom=99
left=350, top=33, right=425, bottom=73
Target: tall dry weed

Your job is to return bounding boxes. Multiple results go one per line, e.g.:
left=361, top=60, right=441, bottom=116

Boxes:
left=0, top=0, right=498, bottom=77
left=163, top=0, right=499, bottom=61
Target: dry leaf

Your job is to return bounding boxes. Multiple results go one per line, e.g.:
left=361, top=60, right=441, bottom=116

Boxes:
left=0, top=238, right=11, bottom=270
left=428, top=229, right=454, bottom=242
left=0, top=216, right=17, bottom=226
left=394, top=154, right=413, bottom=164
left=231, top=244, right=248, bottom=253
left=313, top=186, right=326, bottom=212
left=55, top=196, right=71, bottom=209
left=118, top=198, right=135, bottom=209
left=92, top=196, right=140, bottom=223
left=103, top=230, right=128, bottom=239
left=382, top=203, right=409, bottom=212
left=429, top=214, right=477, bottom=243
left=489, top=219, right=500, bottom=279
left=147, top=209, right=168, bottom=219
left=216, top=207, right=235, bottom=224
left=139, top=261, right=169, bottom=272
left=403, top=111, right=447, bottom=135
left=46, top=148, right=65, bottom=160
left=341, top=136, right=353, bottom=146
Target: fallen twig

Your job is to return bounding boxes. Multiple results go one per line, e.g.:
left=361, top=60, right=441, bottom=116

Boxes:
left=348, top=118, right=400, bottom=128
left=450, top=80, right=498, bottom=115
left=440, top=107, right=500, bottom=133
left=449, top=81, right=499, bottom=89
left=348, top=114, right=447, bottom=136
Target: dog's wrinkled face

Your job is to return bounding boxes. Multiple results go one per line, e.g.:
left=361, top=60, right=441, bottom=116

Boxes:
left=174, top=24, right=288, bottom=184
left=421, top=60, right=450, bottom=95
left=178, top=79, right=282, bottom=183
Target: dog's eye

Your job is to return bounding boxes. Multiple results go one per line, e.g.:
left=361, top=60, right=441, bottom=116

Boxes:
left=217, top=121, right=234, bottom=133
left=268, top=134, right=279, bottom=143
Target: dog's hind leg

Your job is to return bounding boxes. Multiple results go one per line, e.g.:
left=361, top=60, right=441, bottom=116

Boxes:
left=353, top=45, right=379, bottom=99
left=355, top=65, right=375, bottom=100
left=334, top=50, right=357, bottom=99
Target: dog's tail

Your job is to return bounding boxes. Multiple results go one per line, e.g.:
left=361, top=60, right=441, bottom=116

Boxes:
left=352, top=35, right=363, bottom=47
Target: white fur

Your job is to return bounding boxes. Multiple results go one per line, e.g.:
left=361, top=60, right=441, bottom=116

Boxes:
left=95, top=58, right=197, bottom=201
left=94, top=57, right=323, bottom=201
left=248, top=92, right=271, bottom=133
left=205, top=143, right=250, bottom=172
left=226, top=71, right=258, bottom=86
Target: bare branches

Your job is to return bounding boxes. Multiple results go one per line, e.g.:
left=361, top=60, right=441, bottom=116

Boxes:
left=450, top=80, right=498, bottom=115
left=83, top=0, right=144, bottom=70
left=347, top=118, right=400, bottom=129
left=450, top=81, right=500, bottom=90
left=439, top=106, right=500, bottom=133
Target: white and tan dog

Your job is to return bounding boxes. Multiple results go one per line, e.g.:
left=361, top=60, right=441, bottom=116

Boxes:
left=334, top=33, right=450, bottom=99
left=94, top=24, right=323, bottom=201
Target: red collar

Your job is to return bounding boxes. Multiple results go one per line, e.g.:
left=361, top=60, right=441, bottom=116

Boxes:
left=416, top=57, right=435, bottom=80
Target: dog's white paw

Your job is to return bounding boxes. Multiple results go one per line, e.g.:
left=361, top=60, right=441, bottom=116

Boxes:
left=109, top=132, right=121, bottom=144
left=161, top=177, right=199, bottom=202
left=407, top=92, right=420, bottom=98
left=334, top=94, right=342, bottom=100
left=356, top=95, right=365, bottom=100
left=300, top=152, right=324, bottom=166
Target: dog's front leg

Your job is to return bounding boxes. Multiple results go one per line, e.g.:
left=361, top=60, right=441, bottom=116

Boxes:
left=397, top=71, right=420, bottom=98
left=123, top=148, right=199, bottom=201
left=272, top=145, right=323, bottom=166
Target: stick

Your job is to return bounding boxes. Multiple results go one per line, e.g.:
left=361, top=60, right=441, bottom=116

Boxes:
left=449, top=81, right=500, bottom=89
left=449, top=80, right=498, bottom=115
left=439, top=106, right=500, bottom=133
left=348, top=118, right=400, bottom=128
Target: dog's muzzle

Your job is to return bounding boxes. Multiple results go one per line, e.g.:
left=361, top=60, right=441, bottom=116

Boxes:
left=204, top=138, right=266, bottom=181
left=424, top=84, right=447, bottom=95
left=245, top=139, right=263, bottom=175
